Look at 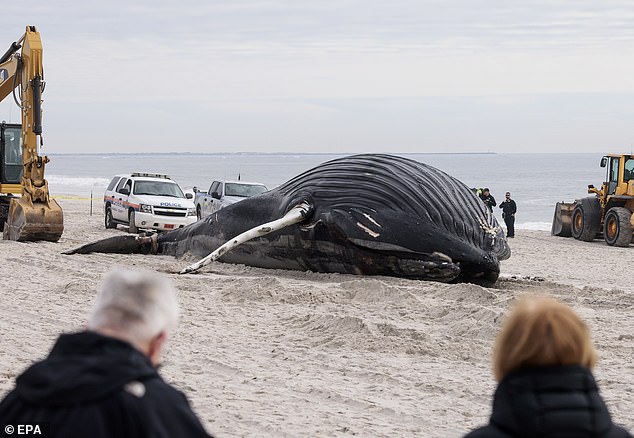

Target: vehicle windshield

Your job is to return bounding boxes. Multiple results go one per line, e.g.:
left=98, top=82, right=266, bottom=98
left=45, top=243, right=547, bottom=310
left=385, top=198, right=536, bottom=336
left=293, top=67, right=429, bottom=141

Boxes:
left=134, top=180, right=185, bottom=198
left=225, top=183, right=268, bottom=198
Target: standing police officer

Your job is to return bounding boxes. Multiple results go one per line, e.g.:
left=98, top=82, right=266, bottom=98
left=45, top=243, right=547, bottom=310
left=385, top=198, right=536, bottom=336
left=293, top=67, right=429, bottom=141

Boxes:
left=499, top=192, right=517, bottom=238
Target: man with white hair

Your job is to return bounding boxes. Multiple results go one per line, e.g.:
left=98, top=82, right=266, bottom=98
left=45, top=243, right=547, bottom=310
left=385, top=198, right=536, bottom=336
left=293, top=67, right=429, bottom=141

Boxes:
left=0, top=269, right=212, bottom=437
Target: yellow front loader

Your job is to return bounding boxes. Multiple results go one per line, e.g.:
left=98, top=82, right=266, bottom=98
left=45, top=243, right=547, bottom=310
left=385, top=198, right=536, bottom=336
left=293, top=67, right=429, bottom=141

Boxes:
left=552, top=154, right=634, bottom=247
left=0, top=26, right=63, bottom=241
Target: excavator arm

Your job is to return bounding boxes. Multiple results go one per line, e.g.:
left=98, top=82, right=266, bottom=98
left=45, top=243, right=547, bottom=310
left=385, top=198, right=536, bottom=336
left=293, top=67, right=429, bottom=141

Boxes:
left=0, top=26, right=63, bottom=241
left=0, top=40, right=22, bottom=101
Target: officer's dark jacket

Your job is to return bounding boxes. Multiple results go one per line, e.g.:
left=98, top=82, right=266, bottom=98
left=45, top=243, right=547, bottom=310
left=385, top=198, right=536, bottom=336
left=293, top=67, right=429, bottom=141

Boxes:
left=499, top=199, right=517, bottom=216
left=465, top=365, right=631, bottom=438
left=0, top=331, right=212, bottom=438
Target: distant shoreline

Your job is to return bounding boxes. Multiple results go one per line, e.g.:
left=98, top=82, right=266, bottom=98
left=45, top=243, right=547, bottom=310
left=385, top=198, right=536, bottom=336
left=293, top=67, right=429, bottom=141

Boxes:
left=47, top=151, right=500, bottom=157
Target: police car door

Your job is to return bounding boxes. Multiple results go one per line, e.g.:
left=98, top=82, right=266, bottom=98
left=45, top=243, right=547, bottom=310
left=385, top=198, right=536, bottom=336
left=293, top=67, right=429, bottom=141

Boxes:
left=112, top=177, right=130, bottom=220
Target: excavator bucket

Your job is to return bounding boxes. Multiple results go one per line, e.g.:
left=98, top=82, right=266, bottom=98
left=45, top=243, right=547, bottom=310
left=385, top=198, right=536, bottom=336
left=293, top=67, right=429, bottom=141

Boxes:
left=551, top=201, right=575, bottom=237
left=3, top=196, right=63, bottom=242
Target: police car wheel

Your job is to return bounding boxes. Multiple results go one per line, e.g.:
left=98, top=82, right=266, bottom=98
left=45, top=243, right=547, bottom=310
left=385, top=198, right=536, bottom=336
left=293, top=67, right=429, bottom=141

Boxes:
left=105, top=206, right=116, bottom=229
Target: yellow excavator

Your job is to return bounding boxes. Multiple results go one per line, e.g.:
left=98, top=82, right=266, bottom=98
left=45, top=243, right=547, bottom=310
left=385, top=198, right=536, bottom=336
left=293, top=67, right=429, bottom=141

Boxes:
left=0, top=26, right=63, bottom=241
left=552, top=154, right=634, bottom=246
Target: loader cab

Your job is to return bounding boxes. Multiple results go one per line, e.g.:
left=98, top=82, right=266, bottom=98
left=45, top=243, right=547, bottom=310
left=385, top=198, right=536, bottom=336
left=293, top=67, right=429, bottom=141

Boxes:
left=0, top=123, right=22, bottom=185
left=601, top=155, right=621, bottom=196
left=601, top=154, right=634, bottom=197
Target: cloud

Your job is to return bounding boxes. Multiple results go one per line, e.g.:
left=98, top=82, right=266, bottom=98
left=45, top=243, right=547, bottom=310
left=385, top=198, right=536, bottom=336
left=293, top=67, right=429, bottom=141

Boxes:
left=2, top=1, right=634, bottom=152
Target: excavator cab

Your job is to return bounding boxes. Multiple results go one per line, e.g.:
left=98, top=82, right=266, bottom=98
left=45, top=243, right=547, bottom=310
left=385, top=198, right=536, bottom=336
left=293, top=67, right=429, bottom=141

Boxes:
left=1, top=122, right=22, bottom=185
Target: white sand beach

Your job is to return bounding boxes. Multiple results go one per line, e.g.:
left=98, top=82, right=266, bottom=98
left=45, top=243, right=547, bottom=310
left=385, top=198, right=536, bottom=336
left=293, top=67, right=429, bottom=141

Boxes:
left=1, top=198, right=632, bottom=437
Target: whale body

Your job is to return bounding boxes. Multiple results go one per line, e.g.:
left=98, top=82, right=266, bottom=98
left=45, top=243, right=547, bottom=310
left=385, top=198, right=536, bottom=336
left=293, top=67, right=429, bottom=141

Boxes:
left=67, top=154, right=510, bottom=285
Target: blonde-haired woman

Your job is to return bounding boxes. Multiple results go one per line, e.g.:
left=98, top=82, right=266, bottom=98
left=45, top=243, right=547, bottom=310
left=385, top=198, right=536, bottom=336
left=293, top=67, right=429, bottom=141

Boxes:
left=465, top=296, right=631, bottom=437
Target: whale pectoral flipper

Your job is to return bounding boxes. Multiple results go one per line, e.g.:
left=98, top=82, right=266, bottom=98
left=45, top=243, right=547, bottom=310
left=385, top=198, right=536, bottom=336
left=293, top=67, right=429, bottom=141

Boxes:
left=180, top=202, right=313, bottom=274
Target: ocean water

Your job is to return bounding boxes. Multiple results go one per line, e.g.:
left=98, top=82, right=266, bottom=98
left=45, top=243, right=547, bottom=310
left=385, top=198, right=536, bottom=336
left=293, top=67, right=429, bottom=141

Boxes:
left=44, top=152, right=607, bottom=231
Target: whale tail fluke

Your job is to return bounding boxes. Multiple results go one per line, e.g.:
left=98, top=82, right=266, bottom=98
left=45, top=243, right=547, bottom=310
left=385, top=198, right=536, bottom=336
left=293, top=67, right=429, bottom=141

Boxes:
left=63, top=234, right=158, bottom=255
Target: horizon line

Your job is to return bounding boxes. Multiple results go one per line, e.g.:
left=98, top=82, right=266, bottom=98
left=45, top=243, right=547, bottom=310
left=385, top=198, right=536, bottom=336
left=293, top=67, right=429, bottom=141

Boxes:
left=46, top=151, right=503, bottom=156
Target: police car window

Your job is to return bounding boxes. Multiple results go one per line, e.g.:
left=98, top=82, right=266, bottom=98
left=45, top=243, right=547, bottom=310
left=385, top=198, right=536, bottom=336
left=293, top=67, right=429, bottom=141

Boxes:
left=134, top=181, right=185, bottom=198
left=209, top=181, right=220, bottom=195
left=107, top=177, right=120, bottom=191
left=115, top=178, right=128, bottom=193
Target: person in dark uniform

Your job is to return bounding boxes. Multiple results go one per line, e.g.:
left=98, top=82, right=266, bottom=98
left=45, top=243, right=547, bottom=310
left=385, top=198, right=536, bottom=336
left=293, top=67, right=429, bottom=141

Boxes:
left=0, top=270, right=213, bottom=438
left=499, top=192, right=517, bottom=237
left=479, top=188, right=496, bottom=213
left=464, top=296, right=632, bottom=438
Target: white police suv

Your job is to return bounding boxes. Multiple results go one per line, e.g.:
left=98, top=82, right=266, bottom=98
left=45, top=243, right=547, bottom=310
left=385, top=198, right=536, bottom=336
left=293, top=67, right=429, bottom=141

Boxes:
left=103, top=172, right=197, bottom=233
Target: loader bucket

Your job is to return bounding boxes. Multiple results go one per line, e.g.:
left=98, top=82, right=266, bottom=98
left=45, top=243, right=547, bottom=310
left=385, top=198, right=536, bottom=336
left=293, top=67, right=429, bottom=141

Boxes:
left=551, top=202, right=575, bottom=237
left=3, top=196, right=64, bottom=242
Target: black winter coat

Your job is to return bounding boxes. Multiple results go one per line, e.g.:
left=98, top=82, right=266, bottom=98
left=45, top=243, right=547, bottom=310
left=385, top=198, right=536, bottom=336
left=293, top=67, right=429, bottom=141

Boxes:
left=480, top=194, right=497, bottom=212
left=0, top=331, right=212, bottom=438
left=499, top=199, right=517, bottom=217
left=465, top=365, right=631, bottom=438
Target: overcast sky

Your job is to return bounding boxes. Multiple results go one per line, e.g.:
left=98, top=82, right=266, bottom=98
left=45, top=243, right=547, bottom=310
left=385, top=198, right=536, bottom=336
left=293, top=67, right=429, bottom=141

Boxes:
left=1, top=1, right=634, bottom=154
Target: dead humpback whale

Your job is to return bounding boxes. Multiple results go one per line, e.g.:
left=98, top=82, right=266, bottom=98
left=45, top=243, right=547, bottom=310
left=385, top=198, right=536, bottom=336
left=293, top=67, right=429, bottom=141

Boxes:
left=66, top=154, right=511, bottom=285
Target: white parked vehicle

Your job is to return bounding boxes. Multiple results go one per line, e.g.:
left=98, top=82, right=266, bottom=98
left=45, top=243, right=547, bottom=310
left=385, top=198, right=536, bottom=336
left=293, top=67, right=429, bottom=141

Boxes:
left=104, top=172, right=197, bottom=233
left=193, top=180, right=268, bottom=219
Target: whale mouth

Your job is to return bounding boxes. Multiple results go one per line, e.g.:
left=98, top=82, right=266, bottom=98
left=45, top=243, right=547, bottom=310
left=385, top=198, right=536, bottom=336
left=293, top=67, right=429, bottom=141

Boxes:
left=364, top=250, right=499, bottom=286
left=394, top=255, right=460, bottom=282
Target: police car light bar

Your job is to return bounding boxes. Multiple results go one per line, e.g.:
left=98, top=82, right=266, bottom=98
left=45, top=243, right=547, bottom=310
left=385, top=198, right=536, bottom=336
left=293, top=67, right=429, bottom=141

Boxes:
left=131, top=172, right=171, bottom=179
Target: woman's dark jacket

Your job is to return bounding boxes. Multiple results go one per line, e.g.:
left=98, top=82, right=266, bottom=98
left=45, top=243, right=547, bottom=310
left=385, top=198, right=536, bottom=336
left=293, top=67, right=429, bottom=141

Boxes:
left=465, top=365, right=631, bottom=437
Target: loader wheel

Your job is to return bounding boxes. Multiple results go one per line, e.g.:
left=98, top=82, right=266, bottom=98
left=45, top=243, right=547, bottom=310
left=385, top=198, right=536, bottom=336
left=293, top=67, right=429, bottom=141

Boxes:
left=104, top=206, right=116, bottom=229
left=571, top=204, right=599, bottom=242
left=604, top=207, right=633, bottom=247
left=128, top=210, right=139, bottom=234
